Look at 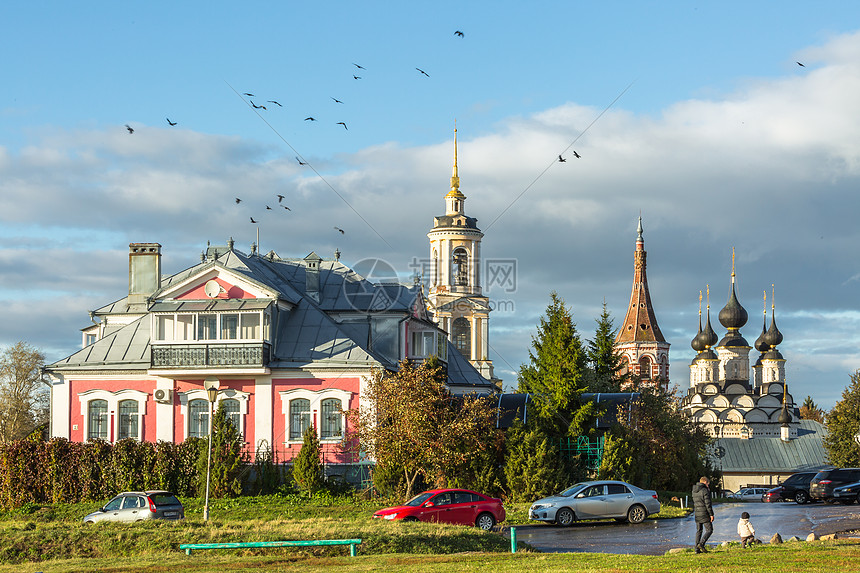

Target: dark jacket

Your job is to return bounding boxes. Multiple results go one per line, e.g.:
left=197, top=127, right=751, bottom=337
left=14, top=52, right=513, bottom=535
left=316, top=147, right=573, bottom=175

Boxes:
left=692, top=482, right=713, bottom=523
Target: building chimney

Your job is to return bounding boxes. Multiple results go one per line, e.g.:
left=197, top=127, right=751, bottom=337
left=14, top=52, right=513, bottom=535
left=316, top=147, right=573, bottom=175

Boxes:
left=128, top=243, right=162, bottom=310
left=304, top=251, right=322, bottom=302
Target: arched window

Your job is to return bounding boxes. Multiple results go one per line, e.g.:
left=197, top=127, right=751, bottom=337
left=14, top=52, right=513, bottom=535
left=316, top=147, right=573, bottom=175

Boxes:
left=188, top=399, right=210, bottom=438
left=221, top=398, right=241, bottom=435
left=638, top=356, right=652, bottom=380
left=452, top=317, right=471, bottom=359
left=88, top=399, right=108, bottom=440
left=118, top=399, right=139, bottom=440
left=320, top=398, right=343, bottom=439
left=289, top=398, right=311, bottom=440
left=452, top=248, right=469, bottom=286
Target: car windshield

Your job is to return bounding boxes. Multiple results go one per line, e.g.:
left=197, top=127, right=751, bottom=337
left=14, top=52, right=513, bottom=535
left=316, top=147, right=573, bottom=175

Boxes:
left=403, top=492, right=435, bottom=507
left=559, top=483, right=589, bottom=497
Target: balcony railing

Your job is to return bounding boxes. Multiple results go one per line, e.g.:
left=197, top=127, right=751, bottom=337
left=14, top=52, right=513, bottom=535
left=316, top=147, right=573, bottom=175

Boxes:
left=151, top=343, right=271, bottom=369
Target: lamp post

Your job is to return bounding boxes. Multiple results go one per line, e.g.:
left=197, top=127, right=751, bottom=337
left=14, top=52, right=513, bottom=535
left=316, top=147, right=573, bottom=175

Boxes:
left=203, top=377, right=220, bottom=522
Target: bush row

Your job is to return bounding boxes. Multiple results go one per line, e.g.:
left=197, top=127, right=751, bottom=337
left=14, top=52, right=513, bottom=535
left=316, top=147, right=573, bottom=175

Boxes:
left=0, top=437, right=202, bottom=509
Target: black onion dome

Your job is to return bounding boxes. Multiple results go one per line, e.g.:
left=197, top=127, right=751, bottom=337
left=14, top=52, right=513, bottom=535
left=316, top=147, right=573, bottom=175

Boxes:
left=754, top=315, right=769, bottom=352
left=691, top=315, right=705, bottom=352
left=702, top=312, right=718, bottom=347
left=763, top=314, right=783, bottom=348
left=719, top=282, right=748, bottom=330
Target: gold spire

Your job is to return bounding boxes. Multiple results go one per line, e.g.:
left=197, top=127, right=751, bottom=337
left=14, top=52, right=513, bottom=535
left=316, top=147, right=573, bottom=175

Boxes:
left=698, top=290, right=703, bottom=318
left=731, top=247, right=736, bottom=282
left=763, top=290, right=767, bottom=318
left=772, top=284, right=776, bottom=314
left=706, top=284, right=710, bottom=310
left=446, top=122, right=465, bottom=198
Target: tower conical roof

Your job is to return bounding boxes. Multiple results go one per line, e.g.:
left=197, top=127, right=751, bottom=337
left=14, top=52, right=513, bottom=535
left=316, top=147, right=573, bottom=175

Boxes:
left=616, top=217, right=666, bottom=344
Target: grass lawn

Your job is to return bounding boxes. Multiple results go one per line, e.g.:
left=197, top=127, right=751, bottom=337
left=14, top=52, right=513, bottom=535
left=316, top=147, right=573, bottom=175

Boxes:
left=3, top=493, right=852, bottom=572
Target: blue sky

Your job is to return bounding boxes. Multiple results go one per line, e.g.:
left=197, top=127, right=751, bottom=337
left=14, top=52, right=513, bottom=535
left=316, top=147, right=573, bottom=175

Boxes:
left=3, top=1, right=860, bottom=409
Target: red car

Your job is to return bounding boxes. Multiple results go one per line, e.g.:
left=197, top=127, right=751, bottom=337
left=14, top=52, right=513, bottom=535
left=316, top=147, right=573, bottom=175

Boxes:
left=372, top=488, right=505, bottom=530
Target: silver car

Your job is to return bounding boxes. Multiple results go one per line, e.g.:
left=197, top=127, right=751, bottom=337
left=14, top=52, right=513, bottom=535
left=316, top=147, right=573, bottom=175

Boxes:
left=82, top=490, right=185, bottom=524
left=529, top=480, right=661, bottom=526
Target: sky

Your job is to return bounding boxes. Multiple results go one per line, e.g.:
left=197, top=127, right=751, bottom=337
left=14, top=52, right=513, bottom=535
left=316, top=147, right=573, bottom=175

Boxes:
left=3, top=1, right=860, bottom=409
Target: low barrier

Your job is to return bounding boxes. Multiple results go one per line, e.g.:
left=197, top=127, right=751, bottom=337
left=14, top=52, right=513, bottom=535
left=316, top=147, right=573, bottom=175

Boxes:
left=179, top=538, right=362, bottom=557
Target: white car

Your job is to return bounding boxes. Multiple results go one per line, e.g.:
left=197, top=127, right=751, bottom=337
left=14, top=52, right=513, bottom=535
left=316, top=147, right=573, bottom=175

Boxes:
left=529, top=480, right=661, bottom=526
left=731, top=487, right=769, bottom=501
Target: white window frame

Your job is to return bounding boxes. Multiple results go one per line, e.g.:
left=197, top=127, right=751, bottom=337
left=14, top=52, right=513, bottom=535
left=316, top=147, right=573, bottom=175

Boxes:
left=179, top=388, right=250, bottom=440
left=78, top=389, right=149, bottom=442
left=279, top=388, right=352, bottom=445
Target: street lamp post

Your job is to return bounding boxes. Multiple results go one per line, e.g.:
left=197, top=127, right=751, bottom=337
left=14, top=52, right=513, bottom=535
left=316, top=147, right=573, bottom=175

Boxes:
left=203, top=377, right=220, bottom=522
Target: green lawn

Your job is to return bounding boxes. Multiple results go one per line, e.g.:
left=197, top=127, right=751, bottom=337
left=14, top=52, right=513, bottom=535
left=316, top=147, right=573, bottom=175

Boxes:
left=1, top=493, right=852, bottom=572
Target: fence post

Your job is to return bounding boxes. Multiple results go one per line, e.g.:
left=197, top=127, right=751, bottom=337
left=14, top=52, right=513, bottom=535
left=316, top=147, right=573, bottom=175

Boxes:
left=510, top=526, right=517, bottom=553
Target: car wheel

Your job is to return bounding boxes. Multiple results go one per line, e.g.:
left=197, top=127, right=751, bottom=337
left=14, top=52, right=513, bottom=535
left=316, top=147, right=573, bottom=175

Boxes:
left=627, top=504, right=646, bottom=524
left=795, top=491, right=808, bottom=505
left=476, top=512, right=496, bottom=531
left=839, top=498, right=854, bottom=505
left=402, top=516, right=419, bottom=522
left=555, top=507, right=575, bottom=527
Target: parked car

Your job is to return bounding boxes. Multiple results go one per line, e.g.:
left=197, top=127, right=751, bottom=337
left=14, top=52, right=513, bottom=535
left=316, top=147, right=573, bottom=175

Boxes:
left=372, top=488, right=505, bottom=530
left=832, top=480, right=860, bottom=505
left=777, top=471, right=818, bottom=504
left=810, top=468, right=860, bottom=502
left=732, top=487, right=769, bottom=501
left=528, top=480, right=660, bottom=526
left=761, top=487, right=783, bottom=503
left=82, top=491, right=185, bottom=524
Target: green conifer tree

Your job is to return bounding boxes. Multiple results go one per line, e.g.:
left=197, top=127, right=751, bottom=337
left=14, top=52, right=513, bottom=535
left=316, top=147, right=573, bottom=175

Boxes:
left=503, top=422, right=566, bottom=502
left=518, top=291, right=595, bottom=436
left=197, top=401, right=246, bottom=498
left=293, top=426, right=326, bottom=496
left=586, top=302, right=625, bottom=392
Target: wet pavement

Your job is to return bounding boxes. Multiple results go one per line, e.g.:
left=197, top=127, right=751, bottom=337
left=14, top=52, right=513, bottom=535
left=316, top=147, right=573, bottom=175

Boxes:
left=506, top=501, right=860, bottom=554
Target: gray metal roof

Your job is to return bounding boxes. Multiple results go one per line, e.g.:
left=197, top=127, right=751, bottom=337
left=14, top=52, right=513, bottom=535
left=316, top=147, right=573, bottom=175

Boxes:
left=48, top=245, right=494, bottom=389
left=712, top=420, right=828, bottom=473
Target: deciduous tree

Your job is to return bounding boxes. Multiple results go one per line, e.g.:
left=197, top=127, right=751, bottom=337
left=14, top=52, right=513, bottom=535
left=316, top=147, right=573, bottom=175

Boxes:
left=823, top=370, right=860, bottom=467
left=351, top=359, right=499, bottom=499
left=0, top=342, right=48, bottom=443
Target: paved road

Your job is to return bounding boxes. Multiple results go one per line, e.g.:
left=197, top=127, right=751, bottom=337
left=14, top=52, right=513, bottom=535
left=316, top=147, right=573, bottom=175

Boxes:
left=507, top=501, right=860, bottom=555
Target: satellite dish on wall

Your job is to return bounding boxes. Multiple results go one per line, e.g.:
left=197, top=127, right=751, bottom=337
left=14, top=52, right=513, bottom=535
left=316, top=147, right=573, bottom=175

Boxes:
left=204, top=280, right=221, bottom=298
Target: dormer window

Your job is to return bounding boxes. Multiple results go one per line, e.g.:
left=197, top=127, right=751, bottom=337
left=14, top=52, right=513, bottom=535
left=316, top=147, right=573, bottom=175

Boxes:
left=153, top=311, right=269, bottom=342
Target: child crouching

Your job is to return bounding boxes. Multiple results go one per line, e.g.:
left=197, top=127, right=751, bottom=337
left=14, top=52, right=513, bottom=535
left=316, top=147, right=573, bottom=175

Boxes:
left=737, top=511, right=756, bottom=547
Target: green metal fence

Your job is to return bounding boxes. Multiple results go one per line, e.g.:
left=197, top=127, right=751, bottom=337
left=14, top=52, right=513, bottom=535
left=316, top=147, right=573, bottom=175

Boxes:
left=558, top=436, right=604, bottom=475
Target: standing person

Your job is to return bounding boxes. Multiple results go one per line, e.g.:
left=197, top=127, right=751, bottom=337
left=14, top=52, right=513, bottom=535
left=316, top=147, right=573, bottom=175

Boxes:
left=737, top=511, right=756, bottom=548
left=692, top=476, right=714, bottom=553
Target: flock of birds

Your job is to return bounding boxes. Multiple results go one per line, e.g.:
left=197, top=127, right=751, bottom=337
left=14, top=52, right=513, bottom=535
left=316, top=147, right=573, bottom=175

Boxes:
left=117, top=28, right=610, bottom=241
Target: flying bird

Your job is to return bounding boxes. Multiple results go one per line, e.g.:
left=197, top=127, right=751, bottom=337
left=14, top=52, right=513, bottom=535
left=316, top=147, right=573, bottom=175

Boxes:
left=334, top=226, right=345, bottom=234
left=796, top=61, right=805, bottom=67
left=243, top=93, right=255, bottom=97
left=166, top=118, right=177, bottom=126
left=266, top=205, right=272, bottom=210
left=416, top=68, right=430, bottom=77
left=353, top=75, right=362, bottom=80
left=250, top=217, right=258, bottom=224
left=251, top=101, right=267, bottom=110
left=558, top=155, right=567, bottom=163
left=573, top=150, right=581, bottom=159
left=235, top=198, right=242, bottom=204
left=125, top=124, right=134, bottom=134
left=353, top=63, right=365, bottom=69
left=454, top=30, right=464, bottom=37
left=296, top=156, right=307, bottom=165
left=331, top=97, right=343, bottom=104
left=282, top=205, right=291, bottom=211
left=336, top=122, right=348, bottom=130
left=277, top=194, right=285, bottom=203
left=304, top=117, right=316, bottom=121
left=268, top=100, right=283, bottom=107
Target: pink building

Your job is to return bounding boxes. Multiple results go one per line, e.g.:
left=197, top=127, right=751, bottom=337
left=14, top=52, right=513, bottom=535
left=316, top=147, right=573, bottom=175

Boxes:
left=45, top=241, right=493, bottom=478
